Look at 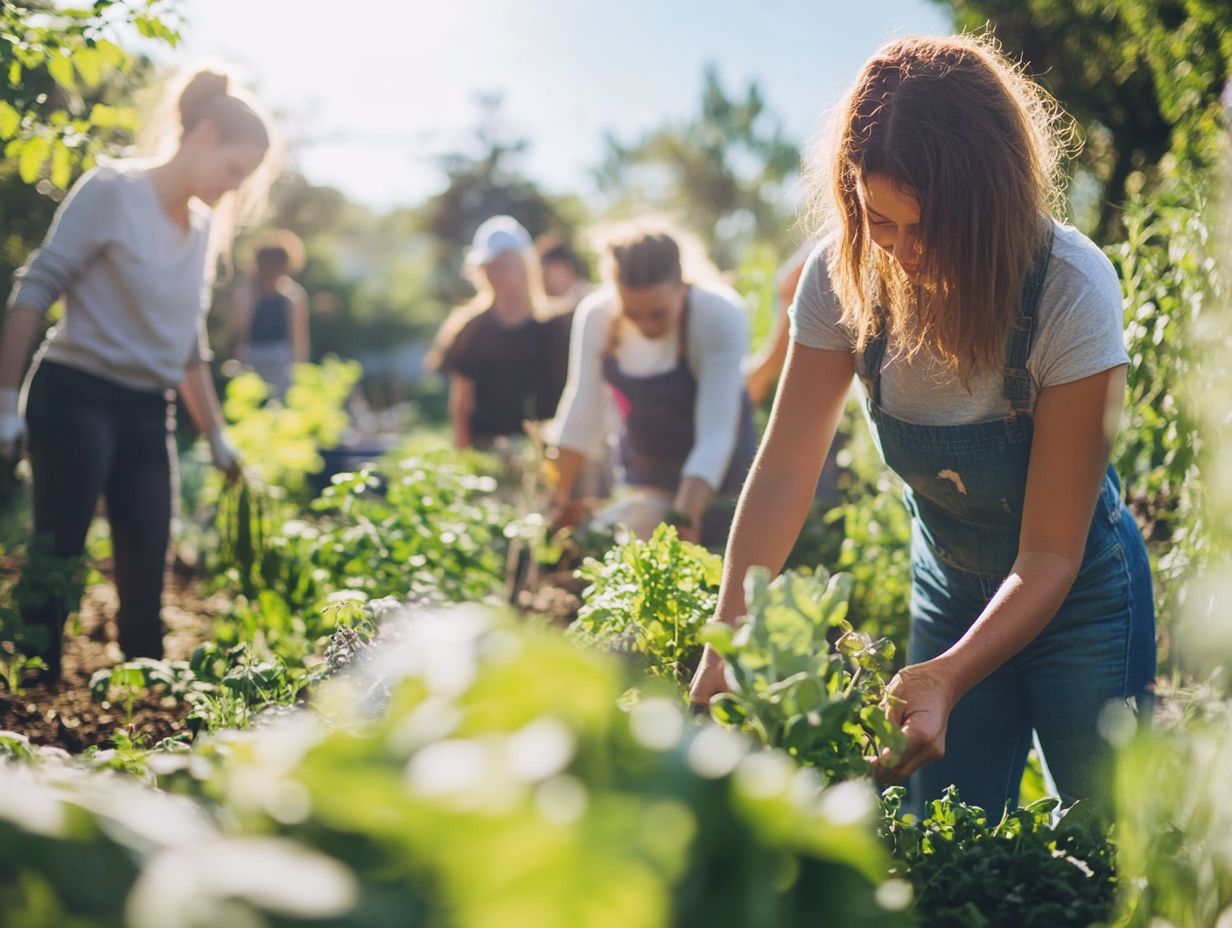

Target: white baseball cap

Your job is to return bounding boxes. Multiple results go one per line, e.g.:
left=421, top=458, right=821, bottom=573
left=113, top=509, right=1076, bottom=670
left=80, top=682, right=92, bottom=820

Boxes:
left=468, top=215, right=532, bottom=265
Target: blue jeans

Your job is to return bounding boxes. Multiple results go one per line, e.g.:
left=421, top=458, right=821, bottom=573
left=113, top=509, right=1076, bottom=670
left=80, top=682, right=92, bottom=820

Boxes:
left=906, top=501, right=1156, bottom=816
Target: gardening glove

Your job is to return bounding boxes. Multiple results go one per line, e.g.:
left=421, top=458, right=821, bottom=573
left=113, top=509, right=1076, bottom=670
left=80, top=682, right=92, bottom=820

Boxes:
left=0, top=388, right=26, bottom=459
left=206, top=425, right=243, bottom=481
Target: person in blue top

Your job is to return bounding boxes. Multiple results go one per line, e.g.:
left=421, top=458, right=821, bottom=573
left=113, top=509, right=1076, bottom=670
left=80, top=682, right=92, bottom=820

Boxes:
left=689, top=34, right=1155, bottom=817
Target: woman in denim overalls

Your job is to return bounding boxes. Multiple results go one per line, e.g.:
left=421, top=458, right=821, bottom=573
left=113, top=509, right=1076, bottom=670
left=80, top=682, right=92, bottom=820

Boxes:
left=689, top=35, right=1156, bottom=817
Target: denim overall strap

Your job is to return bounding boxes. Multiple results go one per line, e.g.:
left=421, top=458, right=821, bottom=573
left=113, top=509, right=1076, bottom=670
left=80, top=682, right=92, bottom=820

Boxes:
left=1003, top=227, right=1055, bottom=417
left=863, top=226, right=1055, bottom=418
left=860, top=318, right=890, bottom=407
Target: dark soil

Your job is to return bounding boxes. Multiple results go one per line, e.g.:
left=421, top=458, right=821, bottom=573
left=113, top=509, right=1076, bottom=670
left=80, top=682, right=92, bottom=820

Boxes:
left=515, top=567, right=586, bottom=625
left=0, top=564, right=229, bottom=753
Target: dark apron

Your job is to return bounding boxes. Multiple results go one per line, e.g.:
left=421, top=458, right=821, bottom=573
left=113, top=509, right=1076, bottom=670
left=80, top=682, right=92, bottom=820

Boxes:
left=601, top=290, right=757, bottom=543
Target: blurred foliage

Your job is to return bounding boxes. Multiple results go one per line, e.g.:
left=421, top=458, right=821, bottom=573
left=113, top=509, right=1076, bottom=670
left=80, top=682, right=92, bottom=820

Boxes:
left=1111, top=675, right=1232, bottom=927
left=0, top=0, right=177, bottom=194
left=220, top=358, right=361, bottom=500
left=0, top=0, right=171, bottom=341
left=732, top=240, right=782, bottom=349
left=596, top=65, right=800, bottom=268
left=0, top=609, right=907, bottom=928
left=420, top=93, right=588, bottom=309
left=1105, top=169, right=1224, bottom=647
left=934, top=0, right=1229, bottom=237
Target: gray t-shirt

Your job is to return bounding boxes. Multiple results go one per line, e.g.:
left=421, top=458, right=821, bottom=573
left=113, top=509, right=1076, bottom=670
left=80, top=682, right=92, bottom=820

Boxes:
left=8, top=164, right=213, bottom=392
left=788, top=220, right=1128, bottom=425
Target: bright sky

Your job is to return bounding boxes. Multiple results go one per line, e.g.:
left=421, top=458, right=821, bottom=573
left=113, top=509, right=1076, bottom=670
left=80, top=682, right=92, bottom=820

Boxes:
left=157, top=0, right=953, bottom=211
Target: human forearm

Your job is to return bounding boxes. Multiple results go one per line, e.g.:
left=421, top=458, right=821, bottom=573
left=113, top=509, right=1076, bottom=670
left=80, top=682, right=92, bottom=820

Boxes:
left=745, top=311, right=791, bottom=407
left=550, top=447, right=585, bottom=504
left=292, top=297, right=310, bottom=363
left=450, top=411, right=472, bottom=450
left=689, top=343, right=853, bottom=706
left=448, top=374, right=474, bottom=449
left=0, top=305, right=44, bottom=391
left=671, top=476, right=713, bottom=528
left=934, top=371, right=1125, bottom=696
left=932, top=550, right=1081, bottom=698
left=178, top=361, right=225, bottom=434
left=712, top=450, right=825, bottom=624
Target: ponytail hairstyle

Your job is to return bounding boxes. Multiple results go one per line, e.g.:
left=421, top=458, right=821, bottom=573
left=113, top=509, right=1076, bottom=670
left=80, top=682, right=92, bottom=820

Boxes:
left=138, top=65, right=282, bottom=274
left=805, top=33, right=1075, bottom=380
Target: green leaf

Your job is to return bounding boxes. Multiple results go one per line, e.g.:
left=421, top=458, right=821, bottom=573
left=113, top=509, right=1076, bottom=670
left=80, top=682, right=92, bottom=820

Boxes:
left=88, top=103, right=132, bottom=130
left=73, top=46, right=102, bottom=86
left=698, top=622, right=734, bottom=655
left=47, top=52, right=75, bottom=91
left=0, top=102, right=20, bottom=140
left=17, top=135, right=50, bottom=184
left=709, top=693, right=747, bottom=727
left=50, top=139, right=71, bottom=190
left=93, top=39, right=127, bottom=71
left=132, top=13, right=181, bottom=46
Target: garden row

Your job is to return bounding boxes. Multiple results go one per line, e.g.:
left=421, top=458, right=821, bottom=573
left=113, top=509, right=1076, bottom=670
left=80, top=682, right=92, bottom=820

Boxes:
left=0, top=175, right=1228, bottom=926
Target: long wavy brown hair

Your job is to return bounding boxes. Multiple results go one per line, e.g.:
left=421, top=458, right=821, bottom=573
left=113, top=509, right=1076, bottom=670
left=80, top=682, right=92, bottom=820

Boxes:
left=807, top=34, right=1075, bottom=379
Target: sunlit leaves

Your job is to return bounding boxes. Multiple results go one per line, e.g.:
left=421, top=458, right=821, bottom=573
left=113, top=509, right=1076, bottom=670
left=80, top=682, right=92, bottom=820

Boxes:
left=708, top=567, right=904, bottom=784
left=571, top=524, right=722, bottom=682
left=0, top=2, right=176, bottom=191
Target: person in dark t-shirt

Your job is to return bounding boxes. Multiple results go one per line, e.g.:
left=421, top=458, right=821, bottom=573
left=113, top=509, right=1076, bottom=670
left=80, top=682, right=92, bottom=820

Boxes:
left=430, top=216, right=562, bottom=449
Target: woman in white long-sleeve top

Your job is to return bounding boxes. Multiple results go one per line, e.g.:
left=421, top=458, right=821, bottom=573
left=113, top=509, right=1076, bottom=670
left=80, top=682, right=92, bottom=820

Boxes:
left=548, top=223, right=755, bottom=547
left=0, top=69, right=274, bottom=684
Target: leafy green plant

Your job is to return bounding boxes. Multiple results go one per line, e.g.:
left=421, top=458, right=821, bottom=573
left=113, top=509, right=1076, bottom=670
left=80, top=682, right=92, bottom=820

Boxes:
left=1105, top=173, right=1223, bottom=645
left=0, top=729, right=36, bottom=762
left=215, top=478, right=297, bottom=604
left=571, top=523, right=722, bottom=682
left=307, top=455, right=507, bottom=605
left=88, top=657, right=210, bottom=706
left=0, top=644, right=46, bottom=695
left=703, top=567, right=904, bottom=784
left=221, top=358, right=362, bottom=501
left=880, top=786, right=1117, bottom=928
left=210, top=450, right=507, bottom=665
